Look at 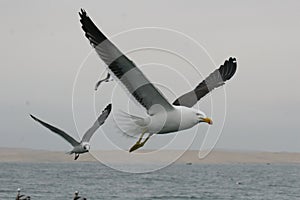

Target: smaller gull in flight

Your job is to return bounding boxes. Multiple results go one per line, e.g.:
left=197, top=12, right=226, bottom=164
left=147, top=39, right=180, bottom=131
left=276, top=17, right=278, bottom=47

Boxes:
left=30, top=104, right=111, bottom=160
left=94, top=72, right=113, bottom=91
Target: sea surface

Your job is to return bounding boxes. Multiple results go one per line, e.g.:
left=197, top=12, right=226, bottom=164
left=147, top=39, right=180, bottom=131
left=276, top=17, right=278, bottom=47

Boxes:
left=0, top=162, right=300, bottom=199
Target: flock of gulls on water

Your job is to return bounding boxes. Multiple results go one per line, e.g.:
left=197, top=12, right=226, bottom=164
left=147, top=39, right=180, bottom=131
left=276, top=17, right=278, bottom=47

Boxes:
left=15, top=188, right=86, bottom=200
left=29, top=9, right=237, bottom=159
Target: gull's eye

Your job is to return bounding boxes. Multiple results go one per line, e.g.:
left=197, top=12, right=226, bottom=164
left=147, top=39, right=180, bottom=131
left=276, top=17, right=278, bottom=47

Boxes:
left=83, top=145, right=90, bottom=150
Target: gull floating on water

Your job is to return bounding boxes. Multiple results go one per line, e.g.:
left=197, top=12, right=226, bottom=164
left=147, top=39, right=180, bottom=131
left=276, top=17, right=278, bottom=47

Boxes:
left=79, top=9, right=237, bottom=152
left=94, top=72, right=113, bottom=91
left=16, top=188, right=30, bottom=200
left=73, top=191, right=87, bottom=200
left=30, top=104, right=111, bottom=160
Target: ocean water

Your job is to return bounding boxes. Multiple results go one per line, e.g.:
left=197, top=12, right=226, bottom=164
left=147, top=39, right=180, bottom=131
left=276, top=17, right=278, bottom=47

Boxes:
left=0, top=162, right=300, bottom=199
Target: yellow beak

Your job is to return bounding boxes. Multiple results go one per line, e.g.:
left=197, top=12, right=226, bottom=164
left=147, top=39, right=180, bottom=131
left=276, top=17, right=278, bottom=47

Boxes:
left=202, top=117, right=213, bottom=125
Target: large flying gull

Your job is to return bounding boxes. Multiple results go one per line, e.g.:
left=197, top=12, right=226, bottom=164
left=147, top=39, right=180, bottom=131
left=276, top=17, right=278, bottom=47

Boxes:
left=79, top=9, right=237, bottom=152
left=30, top=104, right=111, bottom=160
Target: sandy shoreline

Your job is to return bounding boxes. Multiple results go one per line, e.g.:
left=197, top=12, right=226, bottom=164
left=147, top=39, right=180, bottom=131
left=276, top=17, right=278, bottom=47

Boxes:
left=0, top=147, right=300, bottom=164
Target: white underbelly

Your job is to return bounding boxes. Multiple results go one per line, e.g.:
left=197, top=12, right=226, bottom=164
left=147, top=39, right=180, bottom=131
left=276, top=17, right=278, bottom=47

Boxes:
left=72, top=145, right=88, bottom=154
left=147, top=109, right=197, bottom=134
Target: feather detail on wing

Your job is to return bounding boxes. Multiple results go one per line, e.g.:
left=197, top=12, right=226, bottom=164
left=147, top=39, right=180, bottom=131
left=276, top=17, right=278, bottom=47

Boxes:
left=173, top=57, right=237, bottom=107
left=79, top=9, right=174, bottom=115
left=81, top=103, right=112, bottom=143
left=30, top=114, right=80, bottom=147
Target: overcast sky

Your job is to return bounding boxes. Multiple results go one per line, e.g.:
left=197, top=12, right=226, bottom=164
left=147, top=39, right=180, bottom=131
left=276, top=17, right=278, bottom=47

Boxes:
left=1, top=0, right=300, bottom=152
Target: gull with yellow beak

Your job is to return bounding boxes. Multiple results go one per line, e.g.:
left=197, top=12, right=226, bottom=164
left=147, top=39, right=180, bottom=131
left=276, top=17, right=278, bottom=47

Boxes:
left=79, top=9, right=237, bottom=152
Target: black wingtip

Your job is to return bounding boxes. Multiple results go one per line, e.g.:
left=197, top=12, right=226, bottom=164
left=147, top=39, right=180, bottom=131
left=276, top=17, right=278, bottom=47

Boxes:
left=30, top=114, right=37, bottom=120
left=228, top=57, right=237, bottom=63
left=104, top=103, right=112, bottom=114
left=79, top=8, right=86, bottom=17
left=220, top=57, right=237, bottom=81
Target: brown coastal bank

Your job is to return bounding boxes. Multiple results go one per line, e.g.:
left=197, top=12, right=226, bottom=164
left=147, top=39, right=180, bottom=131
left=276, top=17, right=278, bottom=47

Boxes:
left=1, top=148, right=300, bottom=164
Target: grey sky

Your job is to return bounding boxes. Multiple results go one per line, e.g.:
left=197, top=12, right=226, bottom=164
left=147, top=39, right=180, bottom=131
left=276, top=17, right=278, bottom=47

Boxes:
left=1, top=0, right=299, bottom=152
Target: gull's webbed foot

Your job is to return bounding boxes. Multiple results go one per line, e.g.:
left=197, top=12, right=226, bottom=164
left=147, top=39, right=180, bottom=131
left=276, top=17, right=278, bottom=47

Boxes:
left=129, top=133, right=151, bottom=153
left=129, top=142, right=144, bottom=152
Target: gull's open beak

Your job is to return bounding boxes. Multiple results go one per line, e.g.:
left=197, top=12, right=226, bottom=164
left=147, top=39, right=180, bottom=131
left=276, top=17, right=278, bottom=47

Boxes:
left=201, top=117, right=213, bottom=125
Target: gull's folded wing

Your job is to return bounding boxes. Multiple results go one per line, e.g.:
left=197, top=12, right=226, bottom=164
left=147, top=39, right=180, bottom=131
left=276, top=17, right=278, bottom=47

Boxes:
left=173, top=57, right=237, bottom=107
left=30, top=115, right=80, bottom=147
left=81, top=104, right=112, bottom=143
left=79, top=9, right=174, bottom=115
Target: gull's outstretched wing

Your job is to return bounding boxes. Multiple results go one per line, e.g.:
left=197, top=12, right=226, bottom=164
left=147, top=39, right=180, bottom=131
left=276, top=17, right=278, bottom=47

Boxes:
left=95, top=73, right=111, bottom=91
left=79, top=9, right=174, bottom=115
left=81, top=104, right=112, bottom=143
left=30, top=114, right=80, bottom=147
left=173, top=57, right=237, bottom=107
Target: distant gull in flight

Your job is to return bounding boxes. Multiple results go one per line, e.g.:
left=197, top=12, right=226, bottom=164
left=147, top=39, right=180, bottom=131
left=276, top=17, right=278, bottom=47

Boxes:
left=94, top=72, right=113, bottom=91
left=79, top=9, right=237, bottom=152
left=30, top=104, right=111, bottom=160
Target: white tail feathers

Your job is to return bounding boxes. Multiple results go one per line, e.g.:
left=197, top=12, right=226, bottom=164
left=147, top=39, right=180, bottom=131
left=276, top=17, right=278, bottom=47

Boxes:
left=115, top=110, right=147, bottom=138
